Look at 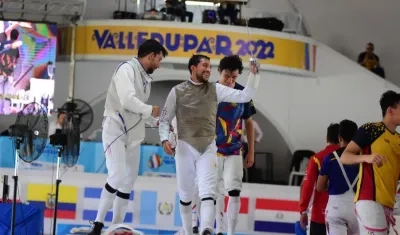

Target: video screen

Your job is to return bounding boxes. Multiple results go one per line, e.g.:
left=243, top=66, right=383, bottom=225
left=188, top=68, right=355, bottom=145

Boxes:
left=0, top=20, right=57, bottom=116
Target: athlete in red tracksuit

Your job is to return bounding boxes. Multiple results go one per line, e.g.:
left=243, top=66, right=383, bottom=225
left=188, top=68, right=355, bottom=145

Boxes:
left=299, top=124, right=340, bottom=235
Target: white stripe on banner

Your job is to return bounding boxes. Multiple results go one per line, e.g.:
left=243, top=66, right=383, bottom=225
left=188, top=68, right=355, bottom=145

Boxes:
left=255, top=209, right=299, bottom=223
left=236, top=214, right=250, bottom=232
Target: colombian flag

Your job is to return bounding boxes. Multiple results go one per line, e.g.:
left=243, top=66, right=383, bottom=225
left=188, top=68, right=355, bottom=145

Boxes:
left=27, top=183, right=78, bottom=220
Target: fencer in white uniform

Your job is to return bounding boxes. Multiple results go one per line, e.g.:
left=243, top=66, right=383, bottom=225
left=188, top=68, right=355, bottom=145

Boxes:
left=89, top=39, right=168, bottom=235
left=172, top=116, right=201, bottom=235
left=159, top=54, right=260, bottom=235
left=316, top=120, right=360, bottom=235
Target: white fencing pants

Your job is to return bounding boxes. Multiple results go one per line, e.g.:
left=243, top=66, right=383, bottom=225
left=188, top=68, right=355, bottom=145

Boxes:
left=102, top=116, right=141, bottom=194
left=325, top=191, right=359, bottom=235
left=217, top=155, right=244, bottom=194
left=355, top=200, right=396, bottom=235
left=175, top=139, right=218, bottom=202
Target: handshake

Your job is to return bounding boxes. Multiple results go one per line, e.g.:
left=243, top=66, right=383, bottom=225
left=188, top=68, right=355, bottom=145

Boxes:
left=151, top=106, right=160, bottom=118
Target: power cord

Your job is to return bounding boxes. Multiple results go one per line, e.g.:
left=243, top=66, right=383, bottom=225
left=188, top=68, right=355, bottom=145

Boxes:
left=95, top=118, right=142, bottom=173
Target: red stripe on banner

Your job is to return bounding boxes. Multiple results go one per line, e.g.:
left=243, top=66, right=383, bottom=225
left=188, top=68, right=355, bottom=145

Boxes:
left=255, top=198, right=299, bottom=212
left=312, top=45, right=317, bottom=72
left=44, top=209, right=76, bottom=219
left=224, top=196, right=249, bottom=214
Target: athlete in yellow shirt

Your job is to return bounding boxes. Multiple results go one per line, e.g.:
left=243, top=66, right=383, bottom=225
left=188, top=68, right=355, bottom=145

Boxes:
left=341, top=90, right=400, bottom=234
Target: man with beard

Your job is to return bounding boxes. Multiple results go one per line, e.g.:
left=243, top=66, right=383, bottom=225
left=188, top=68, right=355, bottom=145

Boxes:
left=159, top=54, right=260, bottom=235
left=88, top=39, right=168, bottom=235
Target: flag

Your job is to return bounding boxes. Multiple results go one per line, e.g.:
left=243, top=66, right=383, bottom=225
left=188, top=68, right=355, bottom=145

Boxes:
left=27, top=183, right=78, bottom=220
left=82, top=187, right=134, bottom=223
left=138, top=190, right=175, bottom=227
left=254, top=198, right=299, bottom=234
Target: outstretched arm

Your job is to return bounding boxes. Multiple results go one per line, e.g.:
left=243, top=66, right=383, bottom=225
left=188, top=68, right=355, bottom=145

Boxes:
left=114, top=63, right=153, bottom=119
left=216, top=72, right=260, bottom=103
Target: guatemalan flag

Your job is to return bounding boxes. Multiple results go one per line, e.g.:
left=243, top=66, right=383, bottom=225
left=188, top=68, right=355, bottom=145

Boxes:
left=254, top=198, right=299, bottom=234
left=134, top=190, right=176, bottom=230
left=82, top=187, right=134, bottom=223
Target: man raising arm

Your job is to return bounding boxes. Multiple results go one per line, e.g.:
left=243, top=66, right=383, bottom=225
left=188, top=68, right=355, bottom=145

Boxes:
left=159, top=54, right=259, bottom=235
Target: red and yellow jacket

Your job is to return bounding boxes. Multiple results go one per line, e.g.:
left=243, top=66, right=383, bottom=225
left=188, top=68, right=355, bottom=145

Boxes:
left=299, top=144, right=340, bottom=224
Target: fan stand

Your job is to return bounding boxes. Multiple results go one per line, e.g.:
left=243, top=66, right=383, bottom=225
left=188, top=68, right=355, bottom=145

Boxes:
left=10, top=137, right=22, bottom=235
left=8, top=124, right=31, bottom=235
left=49, top=130, right=66, bottom=235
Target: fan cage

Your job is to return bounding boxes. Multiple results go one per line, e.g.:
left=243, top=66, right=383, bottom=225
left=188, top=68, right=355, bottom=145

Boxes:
left=61, top=112, right=81, bottom=167
left=14, top=102, right=48, bottom=163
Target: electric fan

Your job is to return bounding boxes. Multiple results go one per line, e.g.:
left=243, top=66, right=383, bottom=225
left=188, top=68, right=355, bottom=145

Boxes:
left=49, top=98, right=93, bottom=235
left=8, top=102, right=48, bottom=235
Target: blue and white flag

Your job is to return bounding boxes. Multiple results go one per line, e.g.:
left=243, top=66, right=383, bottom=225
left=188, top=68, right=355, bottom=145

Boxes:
left=133, top=190, right=176, bottom=230
left=82, top=187, right=134, bottom=223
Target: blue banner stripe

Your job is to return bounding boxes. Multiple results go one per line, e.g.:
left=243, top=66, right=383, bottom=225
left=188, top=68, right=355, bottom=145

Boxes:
left=29, top=201, right=76, bottom=211
left=304, top=43, right=310, bottom=71
left=139, top=190, right=157, bottom=225
left=84, top=187, right=102, bottom=198
left=84, top=187, right=134, bottom=200
left=82, top=210, right=133, bottom=223
left=174, top=192, right=182, bottom=227
left=254, top=221, right=295, bottom=233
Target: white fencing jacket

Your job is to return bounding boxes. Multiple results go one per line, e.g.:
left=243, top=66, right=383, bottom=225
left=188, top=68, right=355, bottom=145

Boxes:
left=104, top=57, right=157, bottom=142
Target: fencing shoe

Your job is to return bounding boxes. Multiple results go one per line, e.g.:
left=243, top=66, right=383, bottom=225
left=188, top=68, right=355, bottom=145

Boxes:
left=201, top=228, right=212, bottom=235
left=88, top=221, right=104, bottom=235
left=192, top=226, right=199, bottom=235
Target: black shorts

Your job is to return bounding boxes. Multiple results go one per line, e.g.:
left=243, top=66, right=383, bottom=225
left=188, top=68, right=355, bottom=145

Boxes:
left=310, top=221, right=326, bottom=235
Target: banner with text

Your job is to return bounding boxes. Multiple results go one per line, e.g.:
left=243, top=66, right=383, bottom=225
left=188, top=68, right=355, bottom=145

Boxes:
left=58, top=23, right=316, bottom=75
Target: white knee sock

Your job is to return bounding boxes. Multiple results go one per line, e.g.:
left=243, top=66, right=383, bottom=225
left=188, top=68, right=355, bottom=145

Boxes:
left=191, top=202, right=198, bottom=228
left=112, top=191, right=130, bottom=224
left=95, top=184, right=117, bottom=223
left=226, top=196, right=240, bottom=235
left=200, top=199, right=216, bottom=232
left=180, top=203, right=192, bottom=235
left=215, top=196, right=225, bottom=234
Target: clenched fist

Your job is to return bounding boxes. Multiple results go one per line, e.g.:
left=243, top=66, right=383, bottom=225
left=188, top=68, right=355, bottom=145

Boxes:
left=152, top=106, right=160, bottom=118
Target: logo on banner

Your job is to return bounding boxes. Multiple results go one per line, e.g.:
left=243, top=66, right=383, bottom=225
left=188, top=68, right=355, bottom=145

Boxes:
left=275, top=212, right=284, bottom=220
left=46, top=193, right=55, bottom=209
left=158, top=202, right=173, bottom=215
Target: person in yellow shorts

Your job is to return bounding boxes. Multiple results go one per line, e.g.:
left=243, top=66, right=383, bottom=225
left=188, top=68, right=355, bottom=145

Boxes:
left=341, top=90, right=400, bottom=234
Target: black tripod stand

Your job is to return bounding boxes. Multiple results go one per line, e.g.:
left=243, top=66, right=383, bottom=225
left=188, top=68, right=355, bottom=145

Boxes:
left=49, top=129, right=66, bottom=235
left=8, top=124, right=30, bottom=235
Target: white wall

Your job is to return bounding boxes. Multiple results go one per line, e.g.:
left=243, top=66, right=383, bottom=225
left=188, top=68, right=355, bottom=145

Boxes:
left=295, top=0, right=399, bottom=84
